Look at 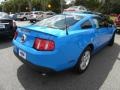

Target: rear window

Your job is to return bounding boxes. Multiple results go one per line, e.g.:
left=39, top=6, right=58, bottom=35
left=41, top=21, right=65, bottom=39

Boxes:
left=34, top=14, right=84, bottom=30
left=19, top=13, right=24, bottom=15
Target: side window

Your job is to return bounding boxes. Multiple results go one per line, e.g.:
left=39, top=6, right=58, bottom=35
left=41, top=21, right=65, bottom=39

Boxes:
left=81, top=20, right=92, bottom=29
left=93, top=17, right=108, bottom=28
left=35, top=12, right=38, bottom=14
left=99, top=18, right=108, bottom=27
left=47, top=13, right=53, bottom=15
left=92, top=18, right=99, bottom=28
left=38, top=12, right=43, bottom=15
left=25, top=13, right=29, bottom=15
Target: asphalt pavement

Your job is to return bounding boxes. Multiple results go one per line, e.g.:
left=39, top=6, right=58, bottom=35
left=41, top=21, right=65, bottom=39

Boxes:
left=0, top=21, right=120, bottom=90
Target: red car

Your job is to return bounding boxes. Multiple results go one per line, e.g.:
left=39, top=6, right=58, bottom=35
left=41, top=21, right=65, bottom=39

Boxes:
left=115, top=15, right=120, bottom=32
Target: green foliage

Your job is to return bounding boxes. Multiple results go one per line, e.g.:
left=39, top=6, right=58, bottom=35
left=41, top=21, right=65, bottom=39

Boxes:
left=75, top=0, right=101, bottom=11
left=0, top=0, right=120, bottom=14
left=74, top=0, right=120, bottom=14
left=0, top=0, right=64, bottom=13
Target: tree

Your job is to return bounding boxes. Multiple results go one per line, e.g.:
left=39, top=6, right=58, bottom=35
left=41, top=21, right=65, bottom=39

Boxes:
left=47, top=0, right=66, bottom=13
left=74, top=0, right=101, bottom=11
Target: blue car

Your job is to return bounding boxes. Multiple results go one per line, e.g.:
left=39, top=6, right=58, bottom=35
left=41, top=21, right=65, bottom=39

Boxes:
left=13, top=13, right=116, bottom=73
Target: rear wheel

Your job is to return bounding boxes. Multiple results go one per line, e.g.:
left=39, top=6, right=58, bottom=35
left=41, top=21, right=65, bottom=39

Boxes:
left=108, top=33, right=115, bottom=46
left=75, top=47, right=91, bottom=74
left=30, top=20, right=36, bottom=23
left=23, top=17, right=27, bottom=21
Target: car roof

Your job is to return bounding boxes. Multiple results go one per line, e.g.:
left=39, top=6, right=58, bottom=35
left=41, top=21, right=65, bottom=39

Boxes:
left=31, top=11, right=43, bottom=13
left=44, top=11, right=54, bottom=13
left=63, top=12, right=98, bottom=18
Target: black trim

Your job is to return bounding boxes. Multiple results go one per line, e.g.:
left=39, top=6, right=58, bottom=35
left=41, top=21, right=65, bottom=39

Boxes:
left=14, top=51, right=55, bottom=73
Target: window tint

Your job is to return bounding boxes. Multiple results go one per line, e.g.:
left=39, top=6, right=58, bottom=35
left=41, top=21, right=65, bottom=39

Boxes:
left=92, top=18, right=99, bottom=28
left=46, top=13, right=53, bottom=15
left=35, top=15, right=84, bottom=30
left=25, top=13, right=30, bottom=15
left=93, top=17, right=108, bottom=28
left=38, top=12, right=43, bottom=15
left=35, top=12, right=39, bottom=14
left=81, top=20, right=92, bottom=29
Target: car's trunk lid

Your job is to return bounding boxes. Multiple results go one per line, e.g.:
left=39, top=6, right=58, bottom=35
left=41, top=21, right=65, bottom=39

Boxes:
left=16, top=25, right=66, bottom=48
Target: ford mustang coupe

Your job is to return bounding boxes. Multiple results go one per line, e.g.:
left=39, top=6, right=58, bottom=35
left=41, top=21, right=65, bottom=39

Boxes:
left=13, top=13, right=116, bottom=73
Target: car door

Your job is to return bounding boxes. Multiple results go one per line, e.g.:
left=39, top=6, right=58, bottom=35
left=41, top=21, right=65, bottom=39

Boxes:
left=106, top=18, right=115, bottom=41
left=92, top=17, right=109, bottom=49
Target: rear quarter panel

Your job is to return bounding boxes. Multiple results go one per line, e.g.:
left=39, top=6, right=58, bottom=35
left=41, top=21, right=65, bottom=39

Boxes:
left=55, top=29, right=95, bottom=67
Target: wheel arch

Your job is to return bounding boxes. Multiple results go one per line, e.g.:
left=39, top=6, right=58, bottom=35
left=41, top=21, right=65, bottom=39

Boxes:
left=87, top=43, right=94, bottom=53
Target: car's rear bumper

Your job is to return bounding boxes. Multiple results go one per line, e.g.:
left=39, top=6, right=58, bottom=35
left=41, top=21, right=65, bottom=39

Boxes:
left=14, top=51, right=55, bottom=73
left=13, top=40, right=73, bottom=72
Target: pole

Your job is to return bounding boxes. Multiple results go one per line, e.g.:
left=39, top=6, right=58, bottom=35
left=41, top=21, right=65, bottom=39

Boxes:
left=28, top=0, right=32, bottom=11
left=60, top=0, right=63, bottom=13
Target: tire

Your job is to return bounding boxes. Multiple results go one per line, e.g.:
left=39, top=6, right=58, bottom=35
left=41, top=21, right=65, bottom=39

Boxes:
left=75, top=47, right=91, bottom=74
left=30, top=20, right=36, bottom=23
left=117, top=29, right=120, bottom=34
left=108, top=33, right=115, bottom=46
left=30, top=20, right=33, bottom=23
left=23, top=17, right=27, bottom=21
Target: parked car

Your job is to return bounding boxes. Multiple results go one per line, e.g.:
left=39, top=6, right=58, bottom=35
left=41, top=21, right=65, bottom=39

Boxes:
left=13, top=13, right=116, bottom=73
left=115, top=14, right=120, bottom=32
left=16, top=12, right=30, bottom=21
left=9, top=13, right=15, bottom=18
left=29, top=11, right=55, bottom=23
left=0, top=12, right=17, bottom=38
left=29, top=11, right=44, bottom=23
left=11, top=13, right=18, bottom=20
left=42, top=11, right=56, bottom=19
left=64, top=6, right=87, bottom=12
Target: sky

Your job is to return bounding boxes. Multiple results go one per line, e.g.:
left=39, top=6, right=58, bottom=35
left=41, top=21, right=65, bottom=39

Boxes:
left=65, top=0, right=75, bottom=4
left=0, top=0, right=4, bottom=3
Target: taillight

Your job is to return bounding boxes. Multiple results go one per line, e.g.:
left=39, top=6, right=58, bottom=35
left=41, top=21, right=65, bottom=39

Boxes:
left=33, top=38, right=55, bottom=51
left=14, top=31, right=18, bottom=39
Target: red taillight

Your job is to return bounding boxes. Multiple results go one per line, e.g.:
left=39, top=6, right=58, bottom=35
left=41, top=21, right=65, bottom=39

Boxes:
left=14, top=31, right=18, bottom=39
left=33, top=38, right=55, bottom=51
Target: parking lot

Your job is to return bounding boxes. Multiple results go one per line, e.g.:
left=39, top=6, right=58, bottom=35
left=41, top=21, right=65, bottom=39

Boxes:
left=0, top=21, right=120, bottom=90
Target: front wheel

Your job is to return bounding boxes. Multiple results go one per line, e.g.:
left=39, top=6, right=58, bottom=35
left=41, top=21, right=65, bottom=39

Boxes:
left=75, top=47, right=91, bottom=74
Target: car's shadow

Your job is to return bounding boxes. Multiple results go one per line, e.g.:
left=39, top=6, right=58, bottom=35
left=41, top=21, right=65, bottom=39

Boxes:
left=17, top=43, right=120, bottom=90
left=0, top=37, right=12, bottom=49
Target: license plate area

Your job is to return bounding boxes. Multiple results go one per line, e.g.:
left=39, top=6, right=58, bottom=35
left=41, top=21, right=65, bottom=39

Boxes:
left=19, top=49, right=26, bottom=59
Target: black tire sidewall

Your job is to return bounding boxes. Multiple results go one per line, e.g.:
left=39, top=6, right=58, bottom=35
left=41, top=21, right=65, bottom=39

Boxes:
left=23, top=17, right=27, bottom=21
left=75, top=47, right=91, bottom=73
left=108, top=33, right=115, bottom=46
